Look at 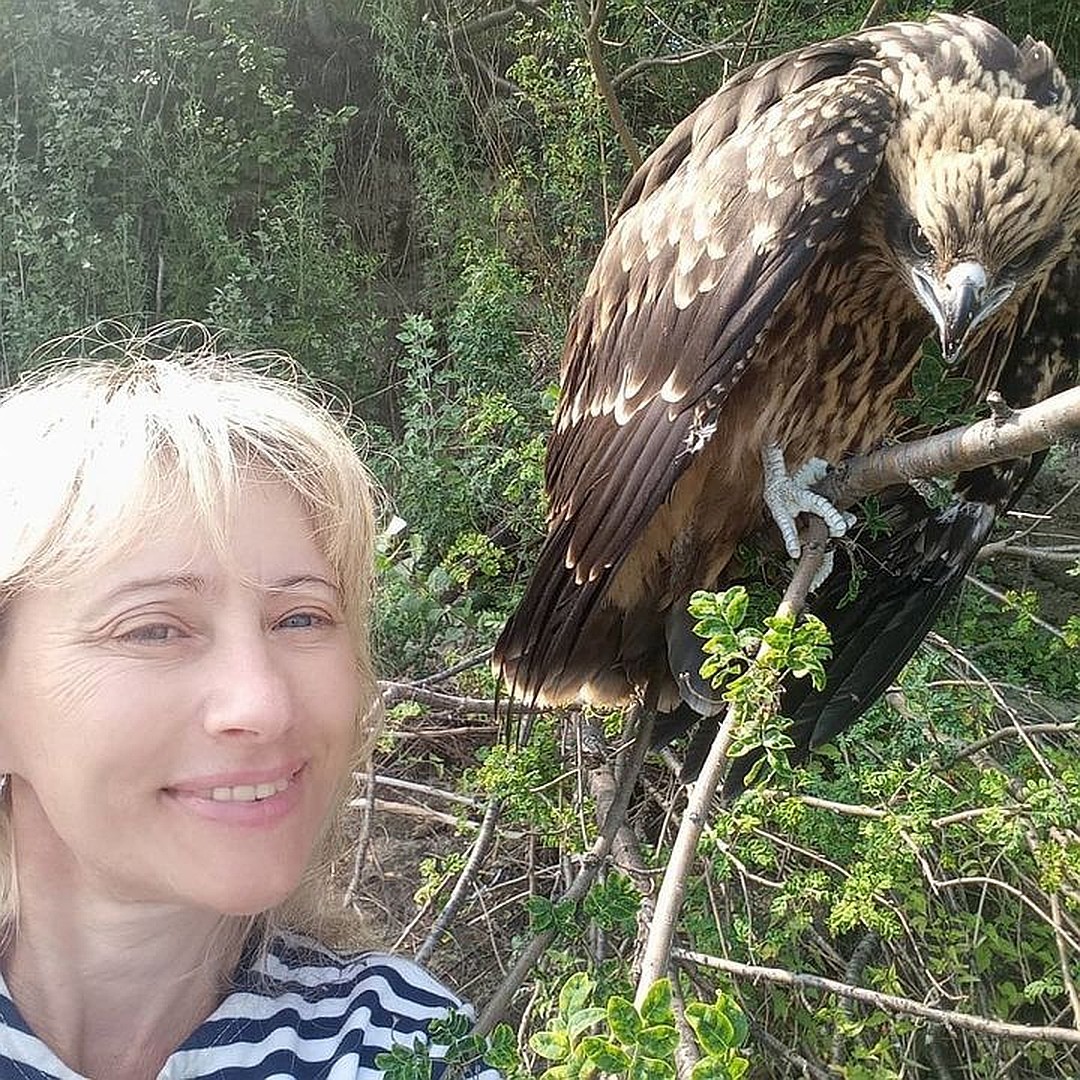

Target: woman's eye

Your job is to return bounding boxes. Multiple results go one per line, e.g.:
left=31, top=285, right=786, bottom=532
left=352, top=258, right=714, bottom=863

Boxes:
left=119, top=622, right=184, bottom=644
left=276, top=610, right=331, bottom=631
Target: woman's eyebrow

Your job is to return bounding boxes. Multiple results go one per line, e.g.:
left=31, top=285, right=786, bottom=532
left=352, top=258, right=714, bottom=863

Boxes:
left=99, top=574, right=208, bottom=605
left=264, top=575, right=342, bottom=598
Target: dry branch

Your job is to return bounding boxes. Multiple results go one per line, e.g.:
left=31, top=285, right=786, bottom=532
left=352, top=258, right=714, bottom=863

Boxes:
left=416, top=799, right=503, bottom=967
left=634, top=523, right=831, bottom=1002
left=673, top=949, right=1080, bottom=1045
left=575, top=0, right=642, bottom=170
left=380, top=680, right=501, bottom=714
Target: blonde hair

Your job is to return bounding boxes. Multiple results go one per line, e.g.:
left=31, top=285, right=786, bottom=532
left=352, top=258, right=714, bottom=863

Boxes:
left=0, top=322, right=382, bottom=952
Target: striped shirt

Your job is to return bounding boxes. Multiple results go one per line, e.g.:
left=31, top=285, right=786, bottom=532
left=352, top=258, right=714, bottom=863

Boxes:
left=0, top=932, right=500, bottom=1079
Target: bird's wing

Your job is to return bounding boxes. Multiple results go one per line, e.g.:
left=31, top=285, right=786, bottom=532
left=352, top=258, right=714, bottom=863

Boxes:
left=546, top=44, right=897, bottom=587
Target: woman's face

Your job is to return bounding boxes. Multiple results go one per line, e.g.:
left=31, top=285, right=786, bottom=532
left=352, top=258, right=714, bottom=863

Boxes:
left=0, top=480, right=362, bottom=916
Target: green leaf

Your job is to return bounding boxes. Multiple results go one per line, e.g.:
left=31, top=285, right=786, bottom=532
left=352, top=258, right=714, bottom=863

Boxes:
left=636, top=1024, right=680, bottom=1058
left=629, top=1055, right=676, bottom=1080
left=686, top=1003, right=735, bottom=1055
left=567, top=1007, right=607, bottom=1040
left=690, top=1060, right=732, bottom=1080
left=531, top=1029, right=571, bottom=1061
left=580, top=1035, right=631, bottom=1072
left=559, top=972, right=594, bottom=1019
left=607, top=995, right=643, bottom=1044
left=722, top=587, right=749, bottom=628
left=638, top=979, right=673, bottom=1027
left=486, top=1024, right=521, bottom=1071
left=539, top=1065, right=574, bottom=1080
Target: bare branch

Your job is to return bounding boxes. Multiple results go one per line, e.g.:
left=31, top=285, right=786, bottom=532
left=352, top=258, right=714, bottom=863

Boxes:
left=860, top=0, right=890, bottom=30
left=574, top=0, right=643, bottom=170
left=962, top=575, right=1067, bottom=640
left=817, top=386, right=1080, bottom=510
left=415, top=799, right=503, bottom=967
left=380, top=680, right=502, bottom=714
left=448, top=0, right=548, bottom=44
left=674, top=948, right=1080, bottom=1044
left=612, top=39, right=737, bottom=90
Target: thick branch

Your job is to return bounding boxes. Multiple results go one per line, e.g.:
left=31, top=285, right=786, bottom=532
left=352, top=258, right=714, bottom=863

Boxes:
left=634, top=525, right=830, bottom=1003
left=674, top=949, right=1080, bottom=1045
left=817, top=386, right=1080, bottom=509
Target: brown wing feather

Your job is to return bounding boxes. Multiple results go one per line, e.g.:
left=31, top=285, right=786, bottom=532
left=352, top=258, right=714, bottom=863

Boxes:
left=548, top=66, right=897, bottom=584
left=496, top=53, right=899, bottom=703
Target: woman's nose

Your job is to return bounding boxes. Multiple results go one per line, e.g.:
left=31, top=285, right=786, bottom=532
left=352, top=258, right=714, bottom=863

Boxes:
left=201, top=630, right=293, bottom=739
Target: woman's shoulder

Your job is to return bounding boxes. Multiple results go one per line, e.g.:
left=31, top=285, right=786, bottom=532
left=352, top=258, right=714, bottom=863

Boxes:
left=251, top=930, right=473, bottom=1017
left=168, top=932, right=500, bottom=1078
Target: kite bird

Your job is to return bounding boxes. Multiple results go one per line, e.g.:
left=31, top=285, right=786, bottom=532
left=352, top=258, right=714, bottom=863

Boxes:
left=494, top=14, right=1080, bottom=785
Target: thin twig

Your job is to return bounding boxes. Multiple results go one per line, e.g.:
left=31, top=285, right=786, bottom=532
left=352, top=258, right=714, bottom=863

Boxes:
left=475, top=711, right=654, bottom=1033
left=674, top=949, right=1080, bottom=1044
left=343, top=758, right=378, bottom=907
left=355, top=772, right=485, bottom=808
left=945, top=722, right=1078, bottom=764
left=415, top=799, right=503, bottom=967
left=962, top=575, right=1066, bottom=640
left=380, top=680, right=503, bottom=713
left=415, top=647, right=494, bottom=686
left=860, top=0, right=890, bottom=29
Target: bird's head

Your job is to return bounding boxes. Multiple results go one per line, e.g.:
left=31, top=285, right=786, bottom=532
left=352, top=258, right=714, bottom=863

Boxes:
left=883, top=89, right=1080, bottom=364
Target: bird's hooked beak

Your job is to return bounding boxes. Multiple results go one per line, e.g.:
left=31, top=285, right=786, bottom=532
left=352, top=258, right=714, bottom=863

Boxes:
left=910, top=261, right=1016, bottom=363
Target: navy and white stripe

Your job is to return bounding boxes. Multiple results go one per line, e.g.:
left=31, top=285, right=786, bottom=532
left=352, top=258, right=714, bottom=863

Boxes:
left=0, top=932, right=501, bottom=1079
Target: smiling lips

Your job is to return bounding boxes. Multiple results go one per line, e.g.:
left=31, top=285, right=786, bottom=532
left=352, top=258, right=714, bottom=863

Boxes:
left=172, top=765, right=303, bottom=803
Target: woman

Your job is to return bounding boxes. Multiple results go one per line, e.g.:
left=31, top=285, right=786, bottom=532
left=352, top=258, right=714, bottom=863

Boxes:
left=0, top=328, right=495, bottom=1079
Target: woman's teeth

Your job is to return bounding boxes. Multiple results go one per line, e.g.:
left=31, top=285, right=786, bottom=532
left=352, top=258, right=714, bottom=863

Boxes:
left=209, top=778, right=291, bottom=802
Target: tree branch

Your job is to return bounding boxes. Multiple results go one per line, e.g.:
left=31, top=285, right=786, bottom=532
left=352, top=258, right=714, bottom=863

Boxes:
left=415, top=799, right=503, bottom=967
left=574, top=0, right=642, bottom=170
left=634, top=523, right=831, bottom=1003
left=816, top=386, right=1080, bottom=510
left=674, top=948, right=1080, bottom=1044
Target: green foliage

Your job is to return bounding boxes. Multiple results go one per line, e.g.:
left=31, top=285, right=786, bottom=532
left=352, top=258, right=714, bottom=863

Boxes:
left=688, top=586, right=831, bottom=779
left=0, top=0, right=384, bottom=394
left=895, top=347, right=978, bottom=429
left=583, top=873, right=642, bottom=934
left=371, top=250, right=549, bottom=675
left=529, top=974, right=749, bottom=1080
left=465, top=719, right=579, bottom=843
left=375, top=1009, right=524, bottom=1080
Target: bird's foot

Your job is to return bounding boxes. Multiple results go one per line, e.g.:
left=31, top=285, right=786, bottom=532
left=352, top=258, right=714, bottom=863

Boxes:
left=761, top=443, right=853, bottom=571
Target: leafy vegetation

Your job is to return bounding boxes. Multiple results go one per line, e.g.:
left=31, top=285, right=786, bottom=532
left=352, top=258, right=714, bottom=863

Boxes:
left=2, top=0, right=1079, bottom=1076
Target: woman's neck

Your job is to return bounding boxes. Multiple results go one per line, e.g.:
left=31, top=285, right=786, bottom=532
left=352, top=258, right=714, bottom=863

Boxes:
left=4, top=819, right=247, bottom=1079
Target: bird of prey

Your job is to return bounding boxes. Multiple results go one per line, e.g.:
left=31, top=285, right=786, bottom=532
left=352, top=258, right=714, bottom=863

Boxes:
left=494, top=14, right=1080, bottom=780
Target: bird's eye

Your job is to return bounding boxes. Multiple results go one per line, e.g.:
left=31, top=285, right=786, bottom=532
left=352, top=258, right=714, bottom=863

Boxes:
left=907, top=222, right=932, bottom=258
